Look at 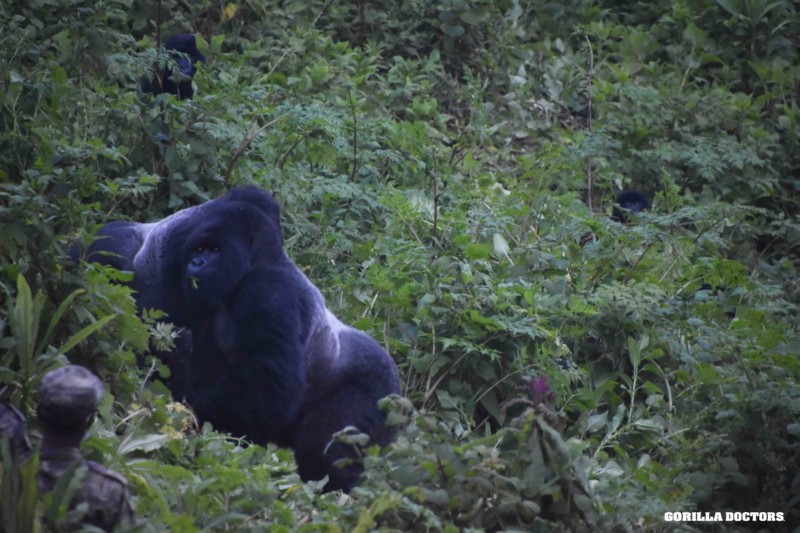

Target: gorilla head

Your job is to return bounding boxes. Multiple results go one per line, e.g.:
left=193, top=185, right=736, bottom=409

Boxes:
left=183, top=226, right=248, bottom=309
left=142, top=34, right=206, bottom=100
left=166, top=34, right=204, bottom=77
left=181, top=191, right=283, bottom=310
left=611, top=189, right=649, bottom=223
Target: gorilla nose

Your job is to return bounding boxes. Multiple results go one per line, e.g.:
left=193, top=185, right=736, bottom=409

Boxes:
left=188, top=257, right=206, bottom=275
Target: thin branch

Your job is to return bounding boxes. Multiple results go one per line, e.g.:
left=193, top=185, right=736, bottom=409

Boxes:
left=622, top=240, right=655, bottom=285
left=314, top=0, right=336, bottom=26
left=347, top=87, right=359, bottom=183
left=277, top=132, right=307, bottom=171
left=432, top=169, right=440, bottom=243
left=155, top=0, right=162, bottom=48
left=583, top=33, right=595, bottom=213
left=225, top=114, right=286, bottom=182
left=423, top=351, right=470, bottom=405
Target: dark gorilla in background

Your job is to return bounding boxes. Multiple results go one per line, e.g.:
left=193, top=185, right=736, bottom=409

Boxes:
left=611, top=189, right=649, bottom=223
left=141, top=34, right=206, bottom=100
left=84, top=187, right=401, bottom=491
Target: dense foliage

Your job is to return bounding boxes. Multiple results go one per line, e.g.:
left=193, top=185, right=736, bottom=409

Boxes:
left=1, top=0, right=798, bottom=530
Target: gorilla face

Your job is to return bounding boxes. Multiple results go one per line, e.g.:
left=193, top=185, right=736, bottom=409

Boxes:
left=186, top=243, right=220, bottom=277
left=164, top=34, right=206, bottom=72
left=612, top=189, right=650, bottom=223
left=620, top=197, right=645, bottom=212
left=180, top=192, right=285, bottom=313
left=182, top=221, right=252, bottom=311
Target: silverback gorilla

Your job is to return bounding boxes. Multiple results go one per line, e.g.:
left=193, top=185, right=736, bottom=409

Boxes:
left=85, top=187, right=401, bottom=491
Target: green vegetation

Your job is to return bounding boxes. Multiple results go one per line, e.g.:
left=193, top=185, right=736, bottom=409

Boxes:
left=1, top=0, right=798, bottom=530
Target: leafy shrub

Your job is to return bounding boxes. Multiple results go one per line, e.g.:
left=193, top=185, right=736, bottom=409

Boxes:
left=1, top=0, right=798, bottom=529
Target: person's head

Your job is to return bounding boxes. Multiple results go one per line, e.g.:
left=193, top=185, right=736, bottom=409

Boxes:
left=37, top=365, right=104, bottom=442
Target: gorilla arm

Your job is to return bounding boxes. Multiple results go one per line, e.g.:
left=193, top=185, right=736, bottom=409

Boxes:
left=188, top=269, right=309, bottom=447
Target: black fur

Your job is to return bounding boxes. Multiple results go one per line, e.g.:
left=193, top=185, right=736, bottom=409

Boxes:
left=141, top=34, right=206, bottom=100
left=611, top=189, right=649, bottom=223
left=84, top=187, right=401, bottom=491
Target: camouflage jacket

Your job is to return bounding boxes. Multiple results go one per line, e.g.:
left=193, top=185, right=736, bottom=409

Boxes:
left=0, top=400, right=32, bottom=459
left=37, top=447, right=134, bottom=532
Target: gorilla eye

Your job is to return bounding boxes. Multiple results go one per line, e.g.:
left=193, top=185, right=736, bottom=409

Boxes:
left=194, top=243, right=219, bottom=253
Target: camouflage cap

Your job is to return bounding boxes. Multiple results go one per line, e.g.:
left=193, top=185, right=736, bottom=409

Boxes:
left=37, top=365, right=104, bottom=428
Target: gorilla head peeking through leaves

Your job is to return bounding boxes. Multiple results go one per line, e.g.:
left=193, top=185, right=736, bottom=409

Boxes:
left=611, top=189, right=649, bottom=223
left=141, top=34, right=206, bottom=99
left=83, top=187, right=401, bottom=492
